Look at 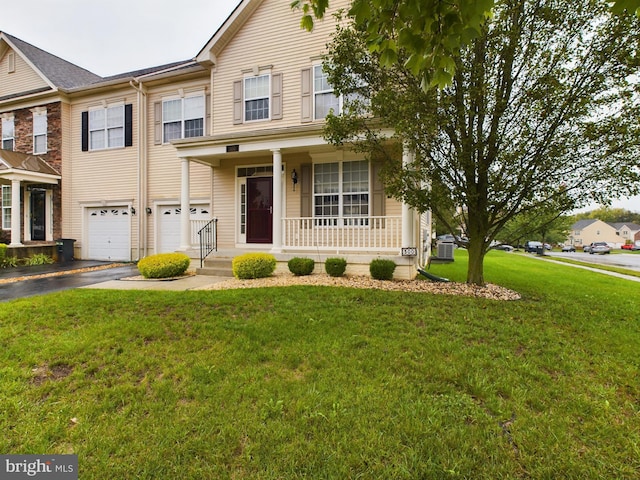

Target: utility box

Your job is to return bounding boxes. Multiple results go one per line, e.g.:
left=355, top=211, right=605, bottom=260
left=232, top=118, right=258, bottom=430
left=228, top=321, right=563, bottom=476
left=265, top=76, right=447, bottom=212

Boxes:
left=56, top=238, right=76, bottom=262
left=437, top=242, right=455, bottom=260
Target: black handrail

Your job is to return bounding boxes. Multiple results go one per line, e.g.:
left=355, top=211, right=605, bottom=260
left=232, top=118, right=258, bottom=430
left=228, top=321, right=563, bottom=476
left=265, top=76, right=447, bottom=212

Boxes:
left=198, top=218, right=218, bottom=268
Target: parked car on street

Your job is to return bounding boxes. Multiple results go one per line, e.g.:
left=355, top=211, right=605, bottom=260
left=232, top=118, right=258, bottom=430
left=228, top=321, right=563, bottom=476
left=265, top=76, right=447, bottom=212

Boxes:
left=621, top=243, right=640, bottom=251
left=561, top=245, right=576, bottom=252
left=492, top=244, right=514, bottom=252
left=589, top=242, right=611, bottom=254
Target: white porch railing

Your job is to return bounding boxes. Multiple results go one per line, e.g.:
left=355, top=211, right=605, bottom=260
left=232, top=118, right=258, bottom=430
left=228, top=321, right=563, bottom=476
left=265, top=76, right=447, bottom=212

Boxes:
left=190, top=219, right=210, bottom=246
left=283, top=216, right=402, bottom=251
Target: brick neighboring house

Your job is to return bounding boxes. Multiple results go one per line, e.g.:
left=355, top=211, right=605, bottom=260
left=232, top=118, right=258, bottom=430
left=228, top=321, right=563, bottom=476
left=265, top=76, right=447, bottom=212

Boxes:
left=0, top=31, right=101, bottom=248
left=567, top=219, right=635, bottom=249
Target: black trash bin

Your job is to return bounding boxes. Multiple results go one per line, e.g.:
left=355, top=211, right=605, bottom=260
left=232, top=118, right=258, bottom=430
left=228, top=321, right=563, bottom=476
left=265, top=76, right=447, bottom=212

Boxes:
left=56, top=238, right=76, bottom=262
left=535, top=246, right=544, bottom=255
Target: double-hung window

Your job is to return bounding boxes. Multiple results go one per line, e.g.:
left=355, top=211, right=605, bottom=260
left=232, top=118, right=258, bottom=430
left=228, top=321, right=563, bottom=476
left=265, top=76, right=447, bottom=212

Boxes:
left=2, top=117, right=14, bottom=151
left=89, top=105, right=124, bottom=150
left=314, top=65, right=339, bottom=120
left=33, top=112, right=47, bottom=154
left=2, top=185, right=11, bottom=230
left=244, top=75, right=270, bottom=121
left=163, top=95, right=204, bottom=143
left=314, top=160, right=369, bottom=226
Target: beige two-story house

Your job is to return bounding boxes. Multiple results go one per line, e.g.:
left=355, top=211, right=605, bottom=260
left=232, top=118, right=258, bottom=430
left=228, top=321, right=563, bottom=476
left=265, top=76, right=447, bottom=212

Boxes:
left=3, top=0, right=429, bottom=278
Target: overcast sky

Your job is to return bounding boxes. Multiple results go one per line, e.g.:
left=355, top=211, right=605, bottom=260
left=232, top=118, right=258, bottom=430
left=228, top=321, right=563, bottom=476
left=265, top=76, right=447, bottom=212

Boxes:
left=2, top=0, right=639, bottom=213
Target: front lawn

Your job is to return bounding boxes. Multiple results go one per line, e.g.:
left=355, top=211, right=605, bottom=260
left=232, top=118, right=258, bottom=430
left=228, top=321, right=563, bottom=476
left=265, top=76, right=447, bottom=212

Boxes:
left=1, top=251, right=639, bottom=479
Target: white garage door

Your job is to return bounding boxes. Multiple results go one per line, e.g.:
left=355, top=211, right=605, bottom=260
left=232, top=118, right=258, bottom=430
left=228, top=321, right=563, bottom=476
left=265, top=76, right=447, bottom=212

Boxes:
left=87, top=207, right=131, bottom=261
left=157, top=205, right=210, bottom=253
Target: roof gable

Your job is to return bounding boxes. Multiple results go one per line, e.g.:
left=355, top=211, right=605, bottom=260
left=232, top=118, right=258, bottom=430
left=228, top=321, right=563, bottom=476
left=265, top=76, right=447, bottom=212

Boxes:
left=0, top=31, right=103, bottom=91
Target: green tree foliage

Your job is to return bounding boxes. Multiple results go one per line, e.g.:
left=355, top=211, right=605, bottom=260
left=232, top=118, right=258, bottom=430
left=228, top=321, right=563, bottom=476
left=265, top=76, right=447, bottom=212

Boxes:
left=319, top=0, right=640, bottom=285
left=292, top=0, right=640, bottom=89
left=573, top=207, right=640, bottom=224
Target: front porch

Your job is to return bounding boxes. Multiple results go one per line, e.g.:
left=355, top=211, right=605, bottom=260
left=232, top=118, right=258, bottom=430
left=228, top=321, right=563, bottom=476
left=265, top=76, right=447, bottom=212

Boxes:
left=187, top=214, right=422, bottom=280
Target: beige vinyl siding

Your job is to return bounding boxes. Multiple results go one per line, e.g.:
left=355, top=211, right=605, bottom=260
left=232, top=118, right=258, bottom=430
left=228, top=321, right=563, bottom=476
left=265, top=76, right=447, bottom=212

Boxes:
left=68, top=89, right=139, bottom=257
left=210, top=0, right=350, bottom=136
left=0, top=49, right=49, bottom=98
left=145, top=79, right=212, bottom=249
left=60, top=101, right=73, bottom=237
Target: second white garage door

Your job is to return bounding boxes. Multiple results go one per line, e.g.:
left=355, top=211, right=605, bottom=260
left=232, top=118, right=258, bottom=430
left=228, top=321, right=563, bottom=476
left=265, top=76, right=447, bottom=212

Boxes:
left=157, top=205, right=210, bottom=253
left=87, top=207, right=131, bottom=261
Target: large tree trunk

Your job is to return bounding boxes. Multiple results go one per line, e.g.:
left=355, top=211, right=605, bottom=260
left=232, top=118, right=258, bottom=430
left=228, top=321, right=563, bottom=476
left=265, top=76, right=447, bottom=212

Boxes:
left=466, top=237, right=486, bottom=286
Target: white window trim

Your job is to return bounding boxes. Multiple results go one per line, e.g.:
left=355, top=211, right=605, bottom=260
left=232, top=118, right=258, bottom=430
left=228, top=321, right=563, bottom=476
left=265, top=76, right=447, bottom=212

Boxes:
left=33, top=111, right=47, bottom=154
left=88, top=103, right=125, bottom=151
left=313, top=159, right=370, bottom=227
left=243, top=73, right=271, bottom=123
left=2, top=185, right=11, bottom=230
left=313, top=64, right=340, bottom=121
left=2, top=117, right=15, bottom=151
left=162, top=93, right=205, bottom=144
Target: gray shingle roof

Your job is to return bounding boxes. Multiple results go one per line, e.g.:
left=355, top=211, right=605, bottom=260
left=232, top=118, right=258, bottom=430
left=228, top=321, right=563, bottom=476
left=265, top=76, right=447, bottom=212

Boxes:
left=2, top=32, right=103, bottom=89
left=571, top=219, right=598, bottom=230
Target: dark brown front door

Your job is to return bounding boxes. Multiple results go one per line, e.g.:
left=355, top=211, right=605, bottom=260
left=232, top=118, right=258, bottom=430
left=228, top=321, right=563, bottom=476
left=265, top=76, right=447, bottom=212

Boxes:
left=246, top=177, right=273, bottom=243
left=31, top=190, right=46, bottom=241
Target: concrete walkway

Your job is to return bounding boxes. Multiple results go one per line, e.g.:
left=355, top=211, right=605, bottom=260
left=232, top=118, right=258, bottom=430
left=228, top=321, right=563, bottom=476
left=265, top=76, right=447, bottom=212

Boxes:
left=81, top=274, right=227, bottom=291
left=538, top=256, right=640, bottom=282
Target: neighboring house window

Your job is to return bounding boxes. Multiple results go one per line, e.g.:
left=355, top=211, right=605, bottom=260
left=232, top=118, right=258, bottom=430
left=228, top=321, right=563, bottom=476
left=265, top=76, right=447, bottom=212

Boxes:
left=2, top=117, right=14, bottom=151
left=162, top=95, right=205, bottom=143
left=313, top=160, right=369, bottom=226
left=244, top=75, right=270, bottom=121
left=81, top=104, right=132, bottom=152
left=314, top=65, right=340, bottom=120
left=33, top=112, right=47, bottom=154
left=1, top=185, right=11, bottom=230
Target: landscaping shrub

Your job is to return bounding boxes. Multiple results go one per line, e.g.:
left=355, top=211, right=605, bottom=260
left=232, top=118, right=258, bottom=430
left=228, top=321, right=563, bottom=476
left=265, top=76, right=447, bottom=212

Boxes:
left=288, top=257, right=315, bottom=276
left=25, top=254, right=54, bottom=266
left=0, top=243, right=6, bottom=262
left=232, top=253, right=277, bottom=279
left=138, top=252, right=190, bottom=279
left=325, top=257, right=347, bottom=277
left=369, top=258, right=396, bottom=280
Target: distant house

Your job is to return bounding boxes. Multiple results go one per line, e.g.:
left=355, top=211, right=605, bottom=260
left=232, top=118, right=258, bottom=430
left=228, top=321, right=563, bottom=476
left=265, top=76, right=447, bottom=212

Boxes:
left=567, top=219, right=628, bottom=248
left=610, top=222, right=640, bottom=245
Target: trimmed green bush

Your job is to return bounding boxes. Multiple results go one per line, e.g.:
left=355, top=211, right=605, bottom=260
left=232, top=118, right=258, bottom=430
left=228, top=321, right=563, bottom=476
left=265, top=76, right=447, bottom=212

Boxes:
left=0, top=243, right=6, bottom=262
left=288, top=257, right=315, bottom=276
left=138, top=252, right=191, bottom=279
left=232, top=253, right=277, bottom=279
left=370, top=258, right=396, bottom=280
left=325, top=257, right=347, bottom=277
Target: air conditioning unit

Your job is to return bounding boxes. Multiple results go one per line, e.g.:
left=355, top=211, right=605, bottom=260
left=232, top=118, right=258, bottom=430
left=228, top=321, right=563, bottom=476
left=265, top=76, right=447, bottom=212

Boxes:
left=437, top=242, right=454, bottom=260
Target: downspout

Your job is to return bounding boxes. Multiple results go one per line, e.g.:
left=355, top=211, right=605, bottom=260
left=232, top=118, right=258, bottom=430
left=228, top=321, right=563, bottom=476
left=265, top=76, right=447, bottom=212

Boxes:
left=130, top=79, right=148, bottom=260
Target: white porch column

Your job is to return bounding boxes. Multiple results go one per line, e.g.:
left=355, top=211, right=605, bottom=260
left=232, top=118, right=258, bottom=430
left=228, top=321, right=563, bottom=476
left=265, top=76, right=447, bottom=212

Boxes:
left=9, top=179, right=22, bottom=246
left=271, top=148, right=283, bottom=252
left=179, top=158, right=191, bottom=251
left=401, top=148, right=414, bottom=248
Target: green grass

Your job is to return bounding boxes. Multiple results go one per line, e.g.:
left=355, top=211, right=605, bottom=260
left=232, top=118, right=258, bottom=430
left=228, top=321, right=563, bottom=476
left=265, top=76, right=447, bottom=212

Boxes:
left=539, top=254, right=640, bottom=279
left=1, top=251, right=639, bottom=479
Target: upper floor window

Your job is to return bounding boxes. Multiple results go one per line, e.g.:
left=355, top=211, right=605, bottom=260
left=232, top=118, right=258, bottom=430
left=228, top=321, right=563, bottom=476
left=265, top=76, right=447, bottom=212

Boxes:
left=89, top=105, right=124, bottom=150
left=1, top=185, right=11, bottom=230
left=244, top=75, right=270, bottom=121
left=2, top=117, right=14, bottom=151
left=313, top=160, right=369, bottom=226
left=81, top=104, right=132, bottom=152
left=314, top=65, right=340, bottom=120
left=162, top=95, right=205, bottom=143
left=33, top=111, right=47, bottom=154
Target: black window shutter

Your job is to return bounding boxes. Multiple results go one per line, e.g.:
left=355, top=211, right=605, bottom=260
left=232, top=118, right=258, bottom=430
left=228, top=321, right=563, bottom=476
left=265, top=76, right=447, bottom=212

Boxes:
left=81, top=111, right=89, bottom=151
left=124, top=104, right=133, bottom=147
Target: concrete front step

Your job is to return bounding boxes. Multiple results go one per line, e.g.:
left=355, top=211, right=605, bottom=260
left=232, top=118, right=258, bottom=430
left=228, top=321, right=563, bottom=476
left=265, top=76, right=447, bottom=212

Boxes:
left=196, top=258, right=234, bottom=277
